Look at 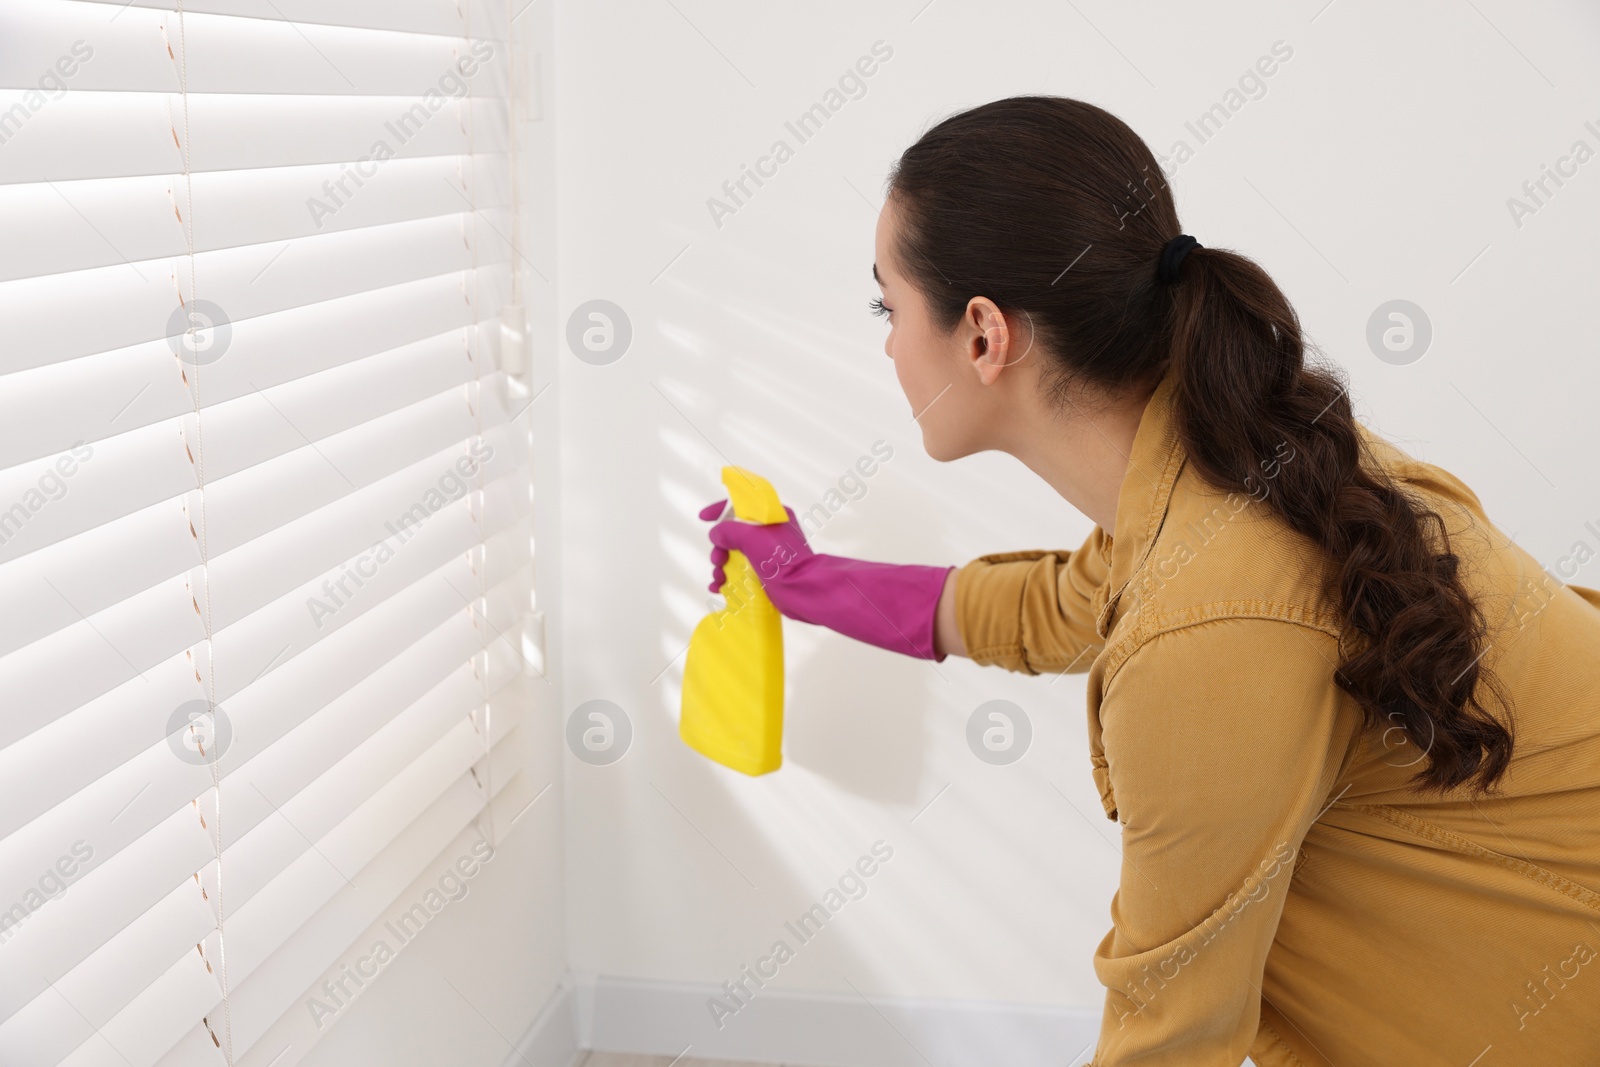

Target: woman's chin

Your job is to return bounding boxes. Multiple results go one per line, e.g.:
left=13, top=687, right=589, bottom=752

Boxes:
left=917, top=425, right=968, bottom=463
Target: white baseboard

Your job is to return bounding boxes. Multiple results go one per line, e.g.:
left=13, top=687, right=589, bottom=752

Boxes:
left=571, top=974, right=1102, bottom=1067
left=501, top=979, right=584, bottom=1067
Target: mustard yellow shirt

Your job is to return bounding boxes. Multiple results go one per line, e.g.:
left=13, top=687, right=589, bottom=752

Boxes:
left=953, top=369, right=1600, bottom=1066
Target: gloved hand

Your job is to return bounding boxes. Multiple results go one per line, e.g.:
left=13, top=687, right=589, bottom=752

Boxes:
left=699, top=498, right=954, bottom=661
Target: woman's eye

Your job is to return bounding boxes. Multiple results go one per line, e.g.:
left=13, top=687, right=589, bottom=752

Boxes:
left=868, top=297, right=891, bottom=318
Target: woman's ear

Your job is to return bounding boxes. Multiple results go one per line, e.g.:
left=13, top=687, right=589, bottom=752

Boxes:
left=983, top=313, right=1009, bottom=361
left=975, top=311, right=1009, bottom=385
left=967, top=299, right=1026, bottom=385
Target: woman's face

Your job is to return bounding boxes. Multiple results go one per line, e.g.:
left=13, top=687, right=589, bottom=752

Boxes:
left=872, top=196, right=1026, bottom=461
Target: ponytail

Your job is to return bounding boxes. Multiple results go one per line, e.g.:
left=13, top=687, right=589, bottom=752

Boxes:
left=1167, top=247, right=1513, bottom=793
left=886, top=94, right=1514, bottom=794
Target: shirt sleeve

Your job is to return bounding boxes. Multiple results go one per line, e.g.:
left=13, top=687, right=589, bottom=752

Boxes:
left=1088, top=617, right=1365, bottom=1067
left=952, top=525, right=1109, bottom=674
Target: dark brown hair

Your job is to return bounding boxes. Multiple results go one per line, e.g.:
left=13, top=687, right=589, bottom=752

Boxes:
left=885, top=96, right=1513, bottom=793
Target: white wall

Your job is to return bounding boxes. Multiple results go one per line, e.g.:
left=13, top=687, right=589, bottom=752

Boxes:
left=552, top=0, right=1600, bottom=1058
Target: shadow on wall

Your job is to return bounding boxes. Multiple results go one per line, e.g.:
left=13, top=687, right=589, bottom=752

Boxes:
left=785, top=637, right=934, bottom=807
left=780, top=474, right=965, bottom=806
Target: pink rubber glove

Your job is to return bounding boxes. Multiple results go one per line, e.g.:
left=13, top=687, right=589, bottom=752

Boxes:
left=699, top=499, right=954, bottom=662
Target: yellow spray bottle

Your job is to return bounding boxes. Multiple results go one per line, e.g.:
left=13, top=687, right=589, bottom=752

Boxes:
left=679, top=466, right=786, bottom=775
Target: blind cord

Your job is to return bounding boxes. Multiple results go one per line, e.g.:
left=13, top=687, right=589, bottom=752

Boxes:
left=174, top=1, right=234, bottom=1060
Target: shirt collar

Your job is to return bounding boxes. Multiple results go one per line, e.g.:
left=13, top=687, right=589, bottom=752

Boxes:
left=1094, top=368, right=1186, bottom=639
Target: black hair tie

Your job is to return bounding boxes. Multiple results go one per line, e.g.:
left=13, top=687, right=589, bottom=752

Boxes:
left=1157, top=234, right=1201, bottom=284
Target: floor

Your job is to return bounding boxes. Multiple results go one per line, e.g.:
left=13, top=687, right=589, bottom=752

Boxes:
left=577, top=1055, right=812, bottom=1067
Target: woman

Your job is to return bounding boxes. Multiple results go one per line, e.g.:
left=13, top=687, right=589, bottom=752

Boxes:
left=699, top=97, right=1600, bottom=1066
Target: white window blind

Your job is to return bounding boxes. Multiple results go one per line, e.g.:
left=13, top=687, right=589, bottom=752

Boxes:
left=0, top=2, right=540, bottom=1064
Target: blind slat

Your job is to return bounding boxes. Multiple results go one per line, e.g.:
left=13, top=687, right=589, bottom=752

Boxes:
left=0, top=157, right=506, bottom=284
left=6, top=1, right=509, bottom=97
left=0, top=93, right=510, bottom=185
left=71, top=0, right=516, bottom=40
left=0, top=301, right=488, bottom=473
left=1, top=259, right=506, bottom=390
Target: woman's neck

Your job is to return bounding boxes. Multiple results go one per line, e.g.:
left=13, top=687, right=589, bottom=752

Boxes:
left=998, top=382, right=1157, bottom=534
